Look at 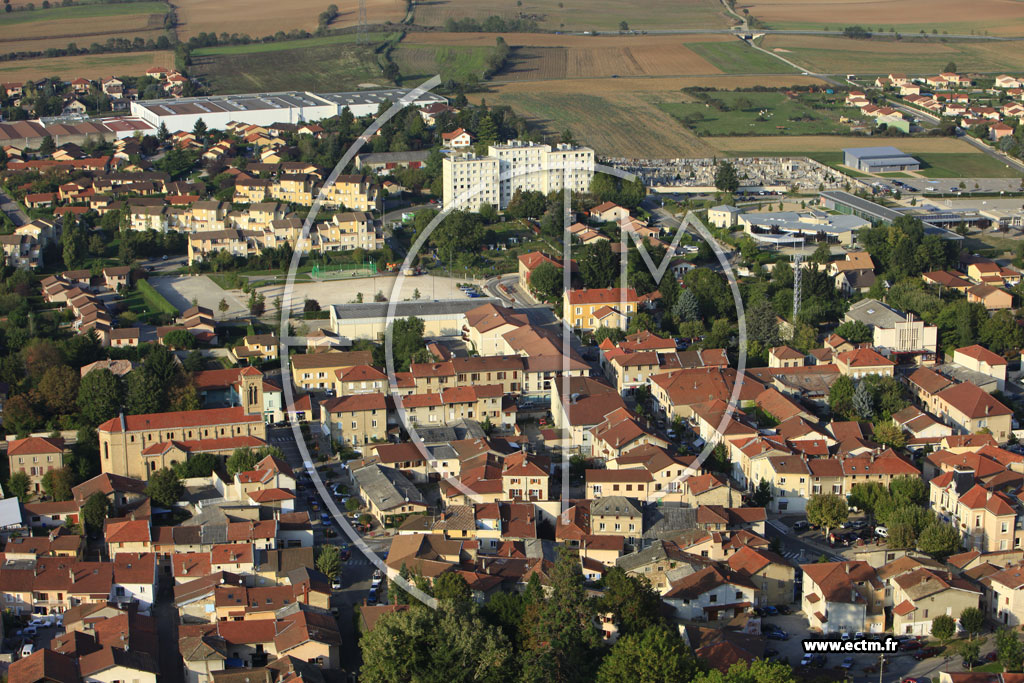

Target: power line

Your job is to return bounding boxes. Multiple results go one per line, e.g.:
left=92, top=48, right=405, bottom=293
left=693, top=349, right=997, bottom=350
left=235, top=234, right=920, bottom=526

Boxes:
left=357, top=0, right=368, bottom=44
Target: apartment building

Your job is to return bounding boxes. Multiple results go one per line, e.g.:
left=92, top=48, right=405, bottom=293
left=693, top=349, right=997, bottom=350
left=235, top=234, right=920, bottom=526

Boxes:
left=320, top=174, right=380, bottom=212
left=319, top=393, right=388, bottom=447
left=312, top=211, right=384, bottom=251
left=564, top=288, right=641, bottom=332
left=442, top=140, right=595, bottom=211
left=800, top=561, right=886, bottom=634
left=288, top=350, right=374, bottom=391
left=8, top=436, right=67, bottom=494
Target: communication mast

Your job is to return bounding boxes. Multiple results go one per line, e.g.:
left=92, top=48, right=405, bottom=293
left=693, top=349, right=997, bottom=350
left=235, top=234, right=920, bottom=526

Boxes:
left=792, top=251, right=803, bottom=320
left=357, top=0, right=368, bottom=44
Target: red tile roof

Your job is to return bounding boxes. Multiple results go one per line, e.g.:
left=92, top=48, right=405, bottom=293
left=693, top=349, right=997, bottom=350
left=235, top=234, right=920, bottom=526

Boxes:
left=98, top=406, right=262, bottom=432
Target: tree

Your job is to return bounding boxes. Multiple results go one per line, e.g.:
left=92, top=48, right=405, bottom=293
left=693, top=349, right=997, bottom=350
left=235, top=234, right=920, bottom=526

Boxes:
left=77, top=368, right=122, bottom=427
left=7, top=472, right=30, bottom=502
left=433, top=572, right=472, bottom=610
left=578, top=240, right=617, bottom=289
left=192, top=117, right=207, bottom=141
left=628, top=311, right=655, bottom=335
left=833, top=320, right=873, bottom=344
left=81, top=491, right=110, bottom=533
left=124, top=369, right=162, bottom=415
left=872, top=421, right=905, bottom=448
left=41, top=467, right=74, bottom=501
left=163, top=329, right=196, bottom=350
left=359, top=604, right=513, bottom=683
left=917, top=521, right=961, bottom=560
left=852, top=380, right=875, bottom=420
left=226, top=447, right=261, bottom=477
left=944, top=61, right=957, bottom=73
left=932, top=614, right=956, bottom=644
left=145, top=467, right=183, bottom=508
left=529, top=261, right=562, bottom=302
left=690, top=659, right=796, bottom=683
left=956, top=640, right=981, bottom=670
left=887, top=522, right=917, bottom=550
left=746, top=300, right=780, bottom=347
left=618, top=20, right=628, bottom=30
left=38, top=135, right=55, bottom=156
left=960, top=606, right=985, bottom=641
left=674, top=288, right=700, bottom=323
left=996, top=627, right=1024, bottom=673
left=811, top=242, right=832, bottom=265
left=597, top=568, right=663, bottom=637
left=316, top=545, right=342, bottom=579
left=596, top=625, right=700, bottom=683
left=805, top=493, right=848, bottom=538
left=828, top=375, right=854, bottom=418
left=890, top=476, right=928, bottom=507
left=752, top=478, right=773, bottom=507
left=520, top=549, right=602, bottom=682
left=714, top=161, right=740, bottom=193
left=37, top=364, right=79, bottom=415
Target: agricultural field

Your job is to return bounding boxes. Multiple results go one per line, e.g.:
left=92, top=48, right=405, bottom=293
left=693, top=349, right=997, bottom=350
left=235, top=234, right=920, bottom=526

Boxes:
left=410, top=0, right=733, bottom=32
left=740, top=0, right=1024, bottom=36
left=191, top=32, right=392, bottom=56
left=684, top=40, right=799, bottom=74
left=0, top=50, right=175, bottom=81
left=174, top=0, right=405, bottom=40
left=393, top=43, right=499, bottom=85
left=191, top=42, right=384, bottom=93
left=0, top=2, right=167, bottom=53
left=761, top=35, right=1024, bottom=74
left=659, top=90, right=851, bottom=136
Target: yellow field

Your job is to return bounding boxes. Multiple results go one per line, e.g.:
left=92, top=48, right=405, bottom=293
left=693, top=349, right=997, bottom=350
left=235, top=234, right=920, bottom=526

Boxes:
left=0, top=29, right=167, bottom=54
left=175, top=0, right=405, bottom=39
left=742, top=0, right=1024, bottom=35
left=411, top=0, right=733, bottom=31
left=709, top=136, right=984, bottom=153
left=0, top=51, right=175, bottom=81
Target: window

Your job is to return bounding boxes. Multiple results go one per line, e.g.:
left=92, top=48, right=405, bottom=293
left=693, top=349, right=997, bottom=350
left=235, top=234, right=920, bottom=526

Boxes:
left=709, top=595, right=717, bottom=603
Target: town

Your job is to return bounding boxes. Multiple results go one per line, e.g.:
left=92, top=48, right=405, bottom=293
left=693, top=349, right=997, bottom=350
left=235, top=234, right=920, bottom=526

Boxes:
left=1, top=2, right=1024, bottom=682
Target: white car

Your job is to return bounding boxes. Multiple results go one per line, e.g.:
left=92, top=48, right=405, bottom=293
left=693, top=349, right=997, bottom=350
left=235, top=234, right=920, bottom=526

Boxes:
left=875, top=526, right=888, bottom=537
left=800, top=654, right=814, bottom=667
left=331, top=576, right=342, bottom=590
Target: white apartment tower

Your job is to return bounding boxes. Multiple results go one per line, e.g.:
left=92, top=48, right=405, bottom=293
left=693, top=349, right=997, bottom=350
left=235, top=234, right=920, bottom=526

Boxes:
left=443, top=140, right=595, bottom=211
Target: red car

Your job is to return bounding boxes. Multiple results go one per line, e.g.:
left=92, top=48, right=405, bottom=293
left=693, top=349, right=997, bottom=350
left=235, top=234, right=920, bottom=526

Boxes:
left=913, top=646, right=943, bottom=660
left=984, top=651, right=999, bottom=663
left=899, top=640, right=922, bottom=651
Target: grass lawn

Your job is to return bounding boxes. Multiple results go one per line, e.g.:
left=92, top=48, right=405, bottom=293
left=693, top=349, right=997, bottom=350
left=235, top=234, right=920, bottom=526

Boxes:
left=394, top=44, right=498, bottom=85
left=191, top=32, right=392, bottom=56
left=915, top=153, right=1022, bottom=178
left=0, top=1, right=166, bottom=24
left=191, top=42, right=386, bottom=94
left=136, top=280, right=177, bottom=316
left=685, top=41, right=798, bottom=74
left=659, top=90, right=849, bottom=137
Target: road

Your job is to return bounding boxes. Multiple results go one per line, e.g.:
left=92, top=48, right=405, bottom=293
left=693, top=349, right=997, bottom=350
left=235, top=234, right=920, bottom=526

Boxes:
left=269, top=426, right=393, bottom=678
left=0, top=188, right=28, bottom=227
left=140, top=255, right=187, bottom=274
left=569, top=28, right=1012, bottom=41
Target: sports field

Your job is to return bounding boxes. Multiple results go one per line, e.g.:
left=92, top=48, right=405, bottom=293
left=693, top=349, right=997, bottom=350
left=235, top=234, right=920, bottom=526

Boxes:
left=0, top=50, right=175, bottom=81
left=411, top=0, right=733, bottom=31
left=175, top=0, right=405, bottom=39
left=762, top=35, right=1024, bottom=74
left=740, top=0, right=1024, bottom=36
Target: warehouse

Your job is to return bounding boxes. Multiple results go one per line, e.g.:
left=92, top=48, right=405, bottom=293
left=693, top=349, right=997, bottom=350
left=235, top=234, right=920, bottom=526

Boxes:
left=129, top=89, right=447, bottom=133
left=329, top=298, right=500, bottom=340
left=843, top=146, right=921, bottom=172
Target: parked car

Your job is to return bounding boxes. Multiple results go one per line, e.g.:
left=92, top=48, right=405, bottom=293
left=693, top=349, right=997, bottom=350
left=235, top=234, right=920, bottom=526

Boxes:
left=766, top=630, right=789, bottom=641
left=800, top=654, right=814, bottom=667
left=367, top=588, right=378, bottom=605
left=792, top=520, right=809, bottom=532
left=762, top=605, right=778, bottom=616
left=875, top=526, right=888, bottom=537
left=331, top=576, right=342, bottom=590
left=914, top=646, right=943, bottom=660
left=21, top=644, right=33, bottom=658
left=774, top=605, right=791, bottom=615
left=841, top=657, right=854, bottom=670
left=812, top=654, right=826, bottom=668
left=899, top=640, right=922, bottom=651
left=21, top=626, right=37, bottom=637
left=984, top=651, right=999, bottom=663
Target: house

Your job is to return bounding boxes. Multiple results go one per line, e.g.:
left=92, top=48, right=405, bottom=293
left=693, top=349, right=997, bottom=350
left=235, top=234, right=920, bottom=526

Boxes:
left=664, top=565, right=758, bottom=622
left=888, top=564, right=981, bottom=635
left=934, top=381, right=1013, bottom=443
left=351, top=464, right=427, bottom=525
left=768, top=346, right=805, bottom=369
left=319, top=393, right=387, bottom=447
left=835, top=347, right=895, bottom=378
left=728, top=545, right=796, bottom=607
left=564, top=288, right=642, bottom=332
left=441, top=128, right=472, bottom=148
left=968, top=284, right=1013, bottom=311
left=986, top=563, right=1024, bottom=626
left=800, top=561, right=885, bottom=634
left=953, top=345, right=1007, bottom=391
left=8, top=436, right=67, bottom=495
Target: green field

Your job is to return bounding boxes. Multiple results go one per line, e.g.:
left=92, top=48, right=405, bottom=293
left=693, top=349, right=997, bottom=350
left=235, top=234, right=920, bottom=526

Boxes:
left=659, top=91, right=849, bottom=137
left=191, top=32, right=392, bottom=57
left=914, top=153, right=1021, bottom=178
left=394, top=43, right=497, bottom=85
left=685, top=41, right=798, bottom=74
left=0, top=1, right=166, bottom=24
left=192, top=42, right=385, bottom=94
